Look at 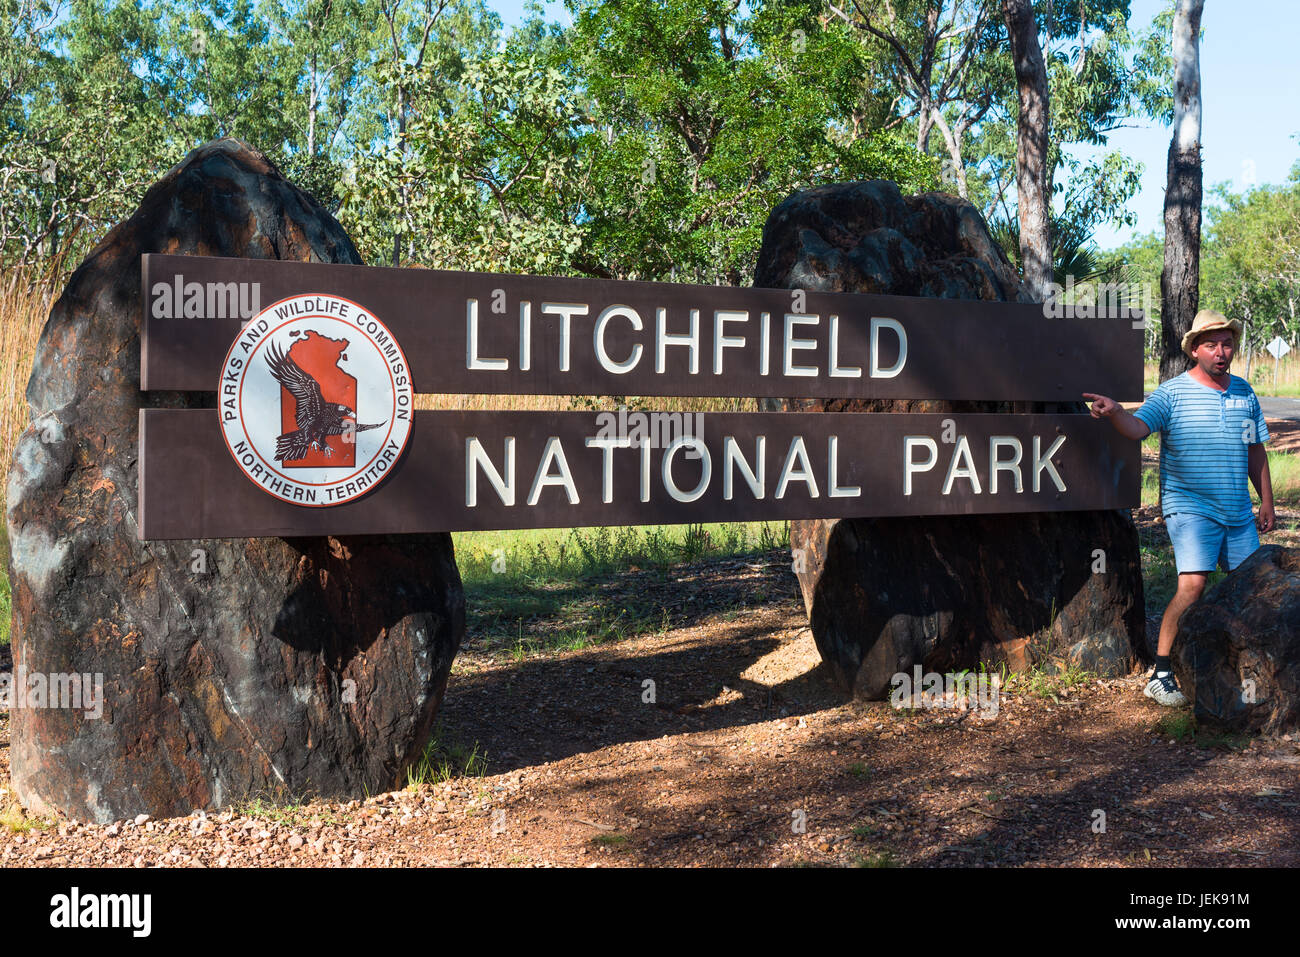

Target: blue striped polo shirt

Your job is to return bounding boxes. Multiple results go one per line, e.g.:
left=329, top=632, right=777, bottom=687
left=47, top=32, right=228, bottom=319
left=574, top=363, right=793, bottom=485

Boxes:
left=1132, top=372, right=1268, bottom=525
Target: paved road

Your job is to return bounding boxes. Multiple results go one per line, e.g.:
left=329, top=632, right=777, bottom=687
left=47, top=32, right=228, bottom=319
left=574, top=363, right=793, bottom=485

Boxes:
left=1258, top=396, right=1300, bottom=421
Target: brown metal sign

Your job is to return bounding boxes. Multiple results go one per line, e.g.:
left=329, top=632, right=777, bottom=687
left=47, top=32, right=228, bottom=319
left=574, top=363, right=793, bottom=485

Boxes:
left=140, top=254, right=1144, bottom=401
left=138, top=410, right=1139, bottom=540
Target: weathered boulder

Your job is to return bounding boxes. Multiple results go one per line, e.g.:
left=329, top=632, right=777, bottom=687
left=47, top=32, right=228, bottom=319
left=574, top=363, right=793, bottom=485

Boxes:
left=755, top=180, right=1145, bottom=697
left=1175, top=545, right=1300, bottom=733
left=6, top=138, right=464, bottom=821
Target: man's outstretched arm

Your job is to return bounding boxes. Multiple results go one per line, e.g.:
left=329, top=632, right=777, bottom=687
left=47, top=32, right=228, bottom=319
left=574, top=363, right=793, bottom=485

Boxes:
left=1081, top=393, right=1152, bottom=440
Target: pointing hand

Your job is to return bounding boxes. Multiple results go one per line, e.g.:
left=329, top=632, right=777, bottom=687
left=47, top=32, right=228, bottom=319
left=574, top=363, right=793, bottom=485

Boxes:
left=1081, top=393, right=1117, bottom=419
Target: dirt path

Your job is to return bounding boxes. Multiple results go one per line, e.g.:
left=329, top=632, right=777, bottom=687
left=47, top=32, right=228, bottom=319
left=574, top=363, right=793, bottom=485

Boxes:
left=2, top=537, right=1297, bottom=868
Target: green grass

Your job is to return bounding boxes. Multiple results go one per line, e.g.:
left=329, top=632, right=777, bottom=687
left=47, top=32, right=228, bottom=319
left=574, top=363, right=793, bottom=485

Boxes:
left=1151, top=712, right=1252, bottom=750
left=1, top=801, right=55, bottom=833
left=1257, top=450, right=1300, bottom=504
left=453, top=521, right=789, bottom=585
left=455, top=521, right=790, bottom=658
left=405, top=724, right=488, bottom=789
left=231, top=797, right=342, bottom=827
left=851, top=850, right=899, bottom=868
left=589, top=832, right=629, bottom=847
left=1154, top=711, right=1196, bottom=739
left=1010, top=661, right=1094, bottom=700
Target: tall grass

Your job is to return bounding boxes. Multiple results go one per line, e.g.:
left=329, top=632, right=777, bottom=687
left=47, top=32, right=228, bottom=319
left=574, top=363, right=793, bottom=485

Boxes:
left=1145, top=354, right=1300, bottom=397
left=0, top=270, right=52, bottom=489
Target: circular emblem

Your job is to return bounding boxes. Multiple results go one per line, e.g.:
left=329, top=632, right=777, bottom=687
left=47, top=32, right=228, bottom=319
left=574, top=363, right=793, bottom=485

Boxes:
left=219, top=294, right=414, bottom=507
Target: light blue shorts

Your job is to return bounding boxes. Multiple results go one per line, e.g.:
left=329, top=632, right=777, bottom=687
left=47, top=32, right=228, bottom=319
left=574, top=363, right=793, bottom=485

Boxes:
left=1164, top=511, right=1260, bottom=574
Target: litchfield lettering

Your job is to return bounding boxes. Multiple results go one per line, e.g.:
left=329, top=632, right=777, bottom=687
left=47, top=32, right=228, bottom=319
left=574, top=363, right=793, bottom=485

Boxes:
left=49, top=887, right=151, bottom=937
left=140, top=253, right=1145, bottom=401
left=151, top=274, right=260, bottom=319
left=467, top=297, right=907, bottom=381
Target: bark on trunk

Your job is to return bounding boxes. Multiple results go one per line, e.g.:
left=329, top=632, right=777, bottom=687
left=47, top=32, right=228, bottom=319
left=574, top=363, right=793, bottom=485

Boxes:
left=1159, top=0, right=1205, bottom=383
left=1001, top=0, right=1052, bottom=301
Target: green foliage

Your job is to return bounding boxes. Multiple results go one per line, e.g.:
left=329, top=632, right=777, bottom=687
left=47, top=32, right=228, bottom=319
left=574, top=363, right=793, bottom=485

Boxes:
left=1099, top=160, right=1300, bottom=364
left=0, top=0, right=178, bottom=268
left=851, top=849, right=898, bottom=868
left=959, top=2, right=1174, bottom=264
left=1201, top=166, right=1300, bottom=354
left=0, top=0, right=1187, bottom=291
left=341, top=0, right=939, bottom=281
left=1154, top=711, right=1195, bottom=740
left=562, top=0, right=937, bottom=283
left=340, top=33, right=586, bottom=272
left=405, top=724, right=488, bottom=788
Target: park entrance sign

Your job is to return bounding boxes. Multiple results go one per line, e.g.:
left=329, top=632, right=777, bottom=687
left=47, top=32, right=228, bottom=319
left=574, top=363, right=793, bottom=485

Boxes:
left=138, top=254, right=1143, bottom=540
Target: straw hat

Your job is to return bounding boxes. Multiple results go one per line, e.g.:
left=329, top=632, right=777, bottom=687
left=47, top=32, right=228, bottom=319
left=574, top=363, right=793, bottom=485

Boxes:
left=1181, top=308, right=1243, bottom=358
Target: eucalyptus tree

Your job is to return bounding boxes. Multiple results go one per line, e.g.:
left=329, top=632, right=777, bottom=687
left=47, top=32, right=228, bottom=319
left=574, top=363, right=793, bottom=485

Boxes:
left=561, top=0, right=937, bottom=284
left=1158, top=0, right=1203, bottom=382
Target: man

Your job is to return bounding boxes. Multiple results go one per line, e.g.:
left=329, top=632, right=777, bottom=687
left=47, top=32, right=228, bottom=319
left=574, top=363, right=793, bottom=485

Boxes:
left=1083, top=309, right=1274, bottom=706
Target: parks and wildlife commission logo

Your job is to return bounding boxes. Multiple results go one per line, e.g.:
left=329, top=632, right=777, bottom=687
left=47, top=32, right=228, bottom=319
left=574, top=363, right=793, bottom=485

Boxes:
left=220, top=294, right=413, bottom=506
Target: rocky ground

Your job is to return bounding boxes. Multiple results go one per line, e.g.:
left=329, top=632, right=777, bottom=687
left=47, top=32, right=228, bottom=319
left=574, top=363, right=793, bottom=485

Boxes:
left=3, top=547, right=1298, bottom=867
left=1, top=424, right=1297, bottom=868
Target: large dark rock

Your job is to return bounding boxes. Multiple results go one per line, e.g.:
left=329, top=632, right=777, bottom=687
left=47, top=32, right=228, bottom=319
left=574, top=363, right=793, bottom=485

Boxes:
left=756, top=181, right=1145, bottom=696
left=1175, top=546, right=1300, bottom=734
left=6, top=139, right=464, bottom=821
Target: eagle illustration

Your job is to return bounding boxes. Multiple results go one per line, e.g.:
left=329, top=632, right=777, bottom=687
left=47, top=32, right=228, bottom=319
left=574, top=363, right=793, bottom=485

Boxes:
left=265, top=340, right=386, bottom=462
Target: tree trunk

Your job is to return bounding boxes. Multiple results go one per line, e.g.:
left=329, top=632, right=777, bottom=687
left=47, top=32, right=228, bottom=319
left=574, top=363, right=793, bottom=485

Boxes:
left=916, top=94, right=934, bottom=153
left=1159, top=0, right=1205, bottom=383
left=307, top=51, right=318, bottom=159
left=1001, top=0, right=1052, bottom=301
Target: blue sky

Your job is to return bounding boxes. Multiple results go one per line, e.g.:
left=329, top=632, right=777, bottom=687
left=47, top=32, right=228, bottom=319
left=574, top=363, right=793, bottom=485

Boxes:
left=490, top=0, right=1299, bottom=252
left=1074, top=0, right=1300, bottom=249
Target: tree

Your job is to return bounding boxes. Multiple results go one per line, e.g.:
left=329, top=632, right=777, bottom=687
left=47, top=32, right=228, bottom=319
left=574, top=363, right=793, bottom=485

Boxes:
left=1200, top=166, right=1300, bottom=377
left=562, top=0, right=937, bottom=284
left=1098, top=229, right=1164, bottom=356
left=1158, top=0, right=1204, bottom=383
left=0, top=0, right=182, bottom=272
left=1001, top=0, right=1050, bottom=299
left=338, top=24, right=586, bottom=274
left=829, top=0, right=1002, bottom=199
left=348, top=0, right=499, bottom=265
left=836, top=2, right=1174, bottom=291
left=259, top=0, right=379, bottom=211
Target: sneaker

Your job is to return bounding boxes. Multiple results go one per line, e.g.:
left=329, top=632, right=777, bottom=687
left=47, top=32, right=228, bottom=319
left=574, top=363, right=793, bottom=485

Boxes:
left=1144, top=669, right=1189, bottom=707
